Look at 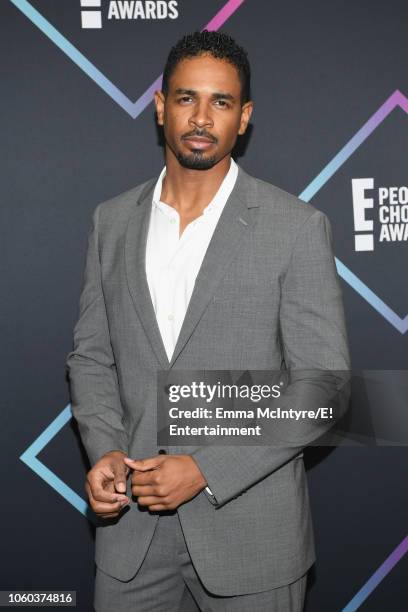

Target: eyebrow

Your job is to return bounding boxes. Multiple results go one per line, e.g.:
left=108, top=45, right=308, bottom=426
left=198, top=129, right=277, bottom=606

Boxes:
left=174, top=88, right=235, bottom=101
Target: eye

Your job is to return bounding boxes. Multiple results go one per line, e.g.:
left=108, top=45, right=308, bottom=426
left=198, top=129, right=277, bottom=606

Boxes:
left=178, top=96, right=193, bottom=104
left=214, top=100, right=230, bottom=108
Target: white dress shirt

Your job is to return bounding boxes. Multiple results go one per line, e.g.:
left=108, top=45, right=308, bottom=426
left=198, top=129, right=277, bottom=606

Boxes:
left=145, top=158, right=239, bottom=499
left=145, top=157, right=238, bottom=361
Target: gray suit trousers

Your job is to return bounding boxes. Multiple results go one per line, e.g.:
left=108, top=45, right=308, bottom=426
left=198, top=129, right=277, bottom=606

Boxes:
left=94, top=511, right=307, bottom=612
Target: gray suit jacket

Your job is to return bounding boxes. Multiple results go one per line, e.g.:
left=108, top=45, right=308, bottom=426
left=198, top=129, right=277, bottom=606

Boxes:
left=66, top=164, right=351, bottom=595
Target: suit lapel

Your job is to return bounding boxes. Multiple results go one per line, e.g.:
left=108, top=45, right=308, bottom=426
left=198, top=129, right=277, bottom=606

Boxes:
left=169, top=166, right=259, bottom=367
left=125, top=165, right=259, bottom=370
left=125, top=179, right=170, bottom=370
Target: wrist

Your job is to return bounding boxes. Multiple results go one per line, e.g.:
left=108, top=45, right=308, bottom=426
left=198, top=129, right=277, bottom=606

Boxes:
left=188, top=456, right=207, bottom=489
left=104, top=449, right=127, bottom=457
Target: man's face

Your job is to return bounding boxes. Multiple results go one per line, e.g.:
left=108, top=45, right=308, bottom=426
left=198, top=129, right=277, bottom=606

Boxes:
left=155, top=53, right=253, bottom=170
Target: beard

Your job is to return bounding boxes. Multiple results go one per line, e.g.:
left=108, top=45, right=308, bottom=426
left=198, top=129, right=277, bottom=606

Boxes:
left=176, top=149, right=218, bottom=170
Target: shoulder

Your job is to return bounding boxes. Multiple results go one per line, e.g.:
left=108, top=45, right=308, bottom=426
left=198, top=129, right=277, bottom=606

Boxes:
left=237, top=165, right=326, bottom=233
left=93, top=177, right=156, bottom=227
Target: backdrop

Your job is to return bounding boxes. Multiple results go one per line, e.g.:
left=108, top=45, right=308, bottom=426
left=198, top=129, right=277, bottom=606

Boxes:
left=2, top=1, right=407, bottom=610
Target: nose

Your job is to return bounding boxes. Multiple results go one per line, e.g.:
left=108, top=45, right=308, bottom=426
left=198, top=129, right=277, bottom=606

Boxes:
left=188, top=101, right=214, bottom=130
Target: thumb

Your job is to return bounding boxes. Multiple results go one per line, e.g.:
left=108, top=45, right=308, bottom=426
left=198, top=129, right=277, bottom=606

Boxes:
left=112, top=461, right=128, bottom=493
left=123, top=456, right=163, bottom=471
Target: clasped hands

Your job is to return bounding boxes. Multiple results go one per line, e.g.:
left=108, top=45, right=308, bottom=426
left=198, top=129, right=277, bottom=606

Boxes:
left=85, top=451, right=208, bottom=519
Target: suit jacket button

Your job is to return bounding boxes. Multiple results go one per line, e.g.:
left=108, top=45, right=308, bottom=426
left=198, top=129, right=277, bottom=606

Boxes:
left=158, top=449, right=167, bottom=455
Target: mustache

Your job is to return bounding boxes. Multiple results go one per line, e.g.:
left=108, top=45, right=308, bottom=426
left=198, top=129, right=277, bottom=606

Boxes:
left=181, top=130, right=218, bottom=143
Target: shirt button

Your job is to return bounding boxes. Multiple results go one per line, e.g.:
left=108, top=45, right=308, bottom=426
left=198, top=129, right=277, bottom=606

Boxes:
left=168, top=314, right=174, bottom=321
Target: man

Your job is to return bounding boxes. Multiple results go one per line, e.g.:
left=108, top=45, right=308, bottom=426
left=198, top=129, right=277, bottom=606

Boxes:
left=66, top=30, right=350, bottom=611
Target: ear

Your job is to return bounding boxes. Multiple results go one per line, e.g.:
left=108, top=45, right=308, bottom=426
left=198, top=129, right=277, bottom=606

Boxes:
left=154, top=90, right=166, bottom=126
left=238, top=101, right=253, bottom=135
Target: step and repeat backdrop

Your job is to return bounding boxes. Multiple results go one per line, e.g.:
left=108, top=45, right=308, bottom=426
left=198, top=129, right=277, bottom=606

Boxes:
left=2, top=1, right=407, bottom=610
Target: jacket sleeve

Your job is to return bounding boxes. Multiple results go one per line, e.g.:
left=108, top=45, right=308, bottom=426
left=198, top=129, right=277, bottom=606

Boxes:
left=65, top=204, right=129, bottom=466
left=191, top=210, right=351, bottom=507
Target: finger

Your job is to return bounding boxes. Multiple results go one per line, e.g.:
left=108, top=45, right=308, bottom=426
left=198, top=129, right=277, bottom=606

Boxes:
left=131, top=485, right=165, bottom=497
left=147, top=504, right=169, bottom=512
left=137, top=495, right=169, bottom=507
left=95, top=499, right=129, bottom=514
left=124, top=456, right=165, bottom=471
left=112, top=463, right=129, bottom=494
left=87, top=473, right=128, bottom=504
left=88, top=487, right=129, bottom=515
left=131, top=471, right=161, bottom=486
left=98, top=503, right=129, bottom=519
left=86, top=481, right=128, bottom=509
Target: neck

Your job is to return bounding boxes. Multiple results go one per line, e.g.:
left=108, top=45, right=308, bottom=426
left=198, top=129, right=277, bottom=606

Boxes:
left=160, top=149, right=232, bottom=214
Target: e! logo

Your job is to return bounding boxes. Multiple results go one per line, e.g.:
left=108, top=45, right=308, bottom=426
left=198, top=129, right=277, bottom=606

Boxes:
left=352, top=178, right=374, bottom=251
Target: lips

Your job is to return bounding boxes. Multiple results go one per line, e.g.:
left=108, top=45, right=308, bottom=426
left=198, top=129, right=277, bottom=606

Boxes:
left=183, top=136, right=215, bottom=150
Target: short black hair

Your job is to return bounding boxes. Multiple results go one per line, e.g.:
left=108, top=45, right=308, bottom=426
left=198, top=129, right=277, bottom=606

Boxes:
left=162, top=30, right=251, bottom=104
